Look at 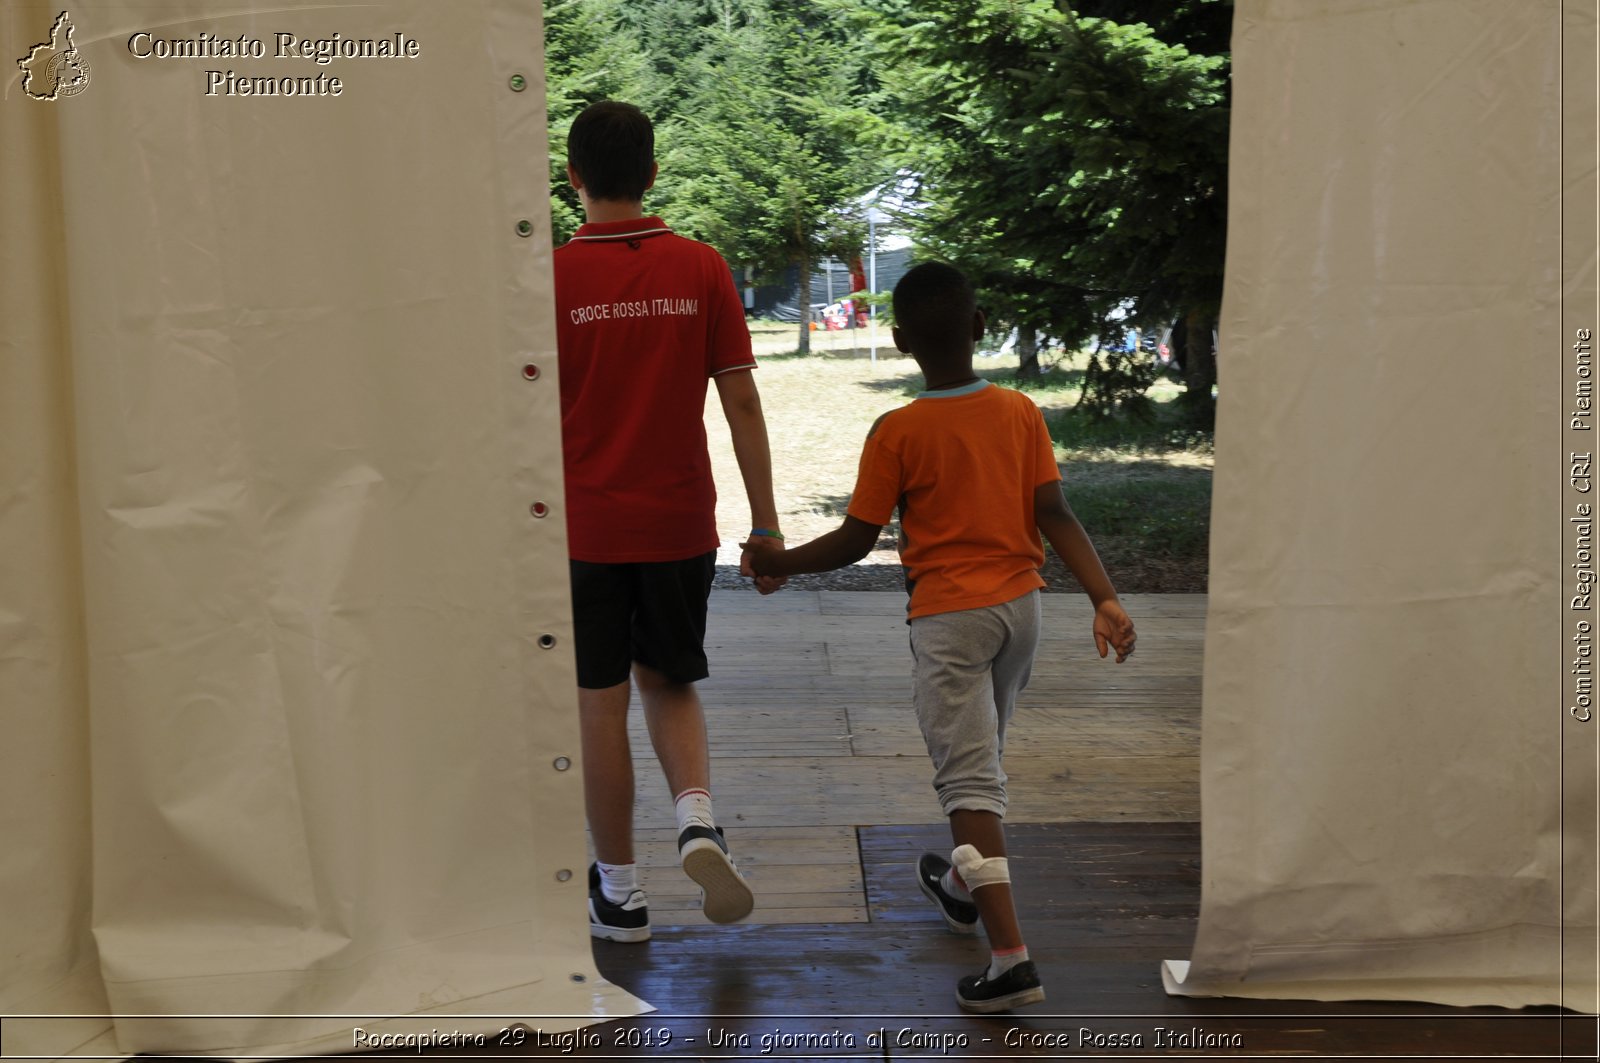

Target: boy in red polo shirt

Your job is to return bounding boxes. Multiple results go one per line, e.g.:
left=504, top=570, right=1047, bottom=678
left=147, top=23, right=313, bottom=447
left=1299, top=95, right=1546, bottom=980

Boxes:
left=746, top=262, right=1136, bottom=1012
left=554, top=101, right=784, bottom=942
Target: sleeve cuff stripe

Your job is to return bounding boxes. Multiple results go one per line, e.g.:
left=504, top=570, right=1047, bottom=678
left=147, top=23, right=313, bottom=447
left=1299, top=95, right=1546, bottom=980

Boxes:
left=711, top=362, right=758, bottom=376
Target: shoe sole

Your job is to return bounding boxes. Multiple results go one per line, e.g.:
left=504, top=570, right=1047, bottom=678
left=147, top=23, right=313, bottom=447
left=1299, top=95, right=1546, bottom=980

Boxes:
left=916, top=859, right=979, bottom=935
left=681, top=839, right=754, bottom=924
left=590, top=922, right=651, bottom=943
left=957, top=984, right=1046, bottom=1014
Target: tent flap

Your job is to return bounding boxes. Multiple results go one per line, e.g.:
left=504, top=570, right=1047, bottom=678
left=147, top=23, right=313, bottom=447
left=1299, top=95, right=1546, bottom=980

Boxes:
left=1167, top=0, right=1594, bottom=1010
left=0, top=0, right=648, bottom=1055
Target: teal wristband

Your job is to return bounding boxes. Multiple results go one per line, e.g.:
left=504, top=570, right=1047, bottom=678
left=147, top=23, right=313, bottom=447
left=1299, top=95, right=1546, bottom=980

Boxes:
left=748, top=528, right=785, bottom=541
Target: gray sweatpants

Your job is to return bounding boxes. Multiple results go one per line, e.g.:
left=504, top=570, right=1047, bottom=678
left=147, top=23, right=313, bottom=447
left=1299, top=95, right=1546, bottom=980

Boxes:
left=909, top=590, right=1042, bottom=816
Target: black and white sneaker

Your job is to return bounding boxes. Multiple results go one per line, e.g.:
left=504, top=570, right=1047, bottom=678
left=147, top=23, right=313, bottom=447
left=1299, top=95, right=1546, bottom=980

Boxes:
left=956, top=960, right=1045, bottom=1014
left=588, top=863, right=650, bottom=943
left=917, top=852, right=979, bottom=935
left=678, top=824, right=754, bottom=924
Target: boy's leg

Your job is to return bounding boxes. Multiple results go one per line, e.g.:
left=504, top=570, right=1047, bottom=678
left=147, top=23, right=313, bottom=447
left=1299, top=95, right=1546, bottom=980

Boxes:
left=910, top=603, right=1015, bottom=942
left=570, top=560, right=651, bottom=941
left=579, top=681, right=637, bottom=866
left=631, top=551, right=716, bottom=801
left=942, top=813, right=1041, bottom=1013
left=947, top=589, right=1041, bottom=947
left=946, top=589, right=1040, bottom=945
left=948, top=809, right=1021, bottom=950
left=635, top=662, right=710, bottom=797
left=570, top=559, right=642, bottom=864
left=912, top=594, right=1044, bottom=1011
left=632, top=553, right=753, bottom=924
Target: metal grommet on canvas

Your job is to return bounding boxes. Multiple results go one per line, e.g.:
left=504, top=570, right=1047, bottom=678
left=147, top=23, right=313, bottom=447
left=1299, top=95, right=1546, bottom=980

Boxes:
left=521, top=363, right=541, bottom=381
left=538, top=633, right=557, bottom=650
left=516, top=219, right=534, bottom=237
left=530, top=501, right=549, bottom=518
left=555, top=868, right=573, bottom=882
left=570, top=973, right=587, bottom=983
left=552, top=756, right=571, bottom=771
left=508, top=73, right=527, bottom=92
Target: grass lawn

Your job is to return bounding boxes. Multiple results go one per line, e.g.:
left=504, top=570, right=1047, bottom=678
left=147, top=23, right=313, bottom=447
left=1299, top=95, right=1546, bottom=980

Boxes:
left=708, top=326, right=1212, bottom=594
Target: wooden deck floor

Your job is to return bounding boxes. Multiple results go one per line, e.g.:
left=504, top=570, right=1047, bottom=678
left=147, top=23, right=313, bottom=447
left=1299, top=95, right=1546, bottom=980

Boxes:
left=624, top=591, right=1201, bottom=927
left=542, top=591, right=1586, bottom=1060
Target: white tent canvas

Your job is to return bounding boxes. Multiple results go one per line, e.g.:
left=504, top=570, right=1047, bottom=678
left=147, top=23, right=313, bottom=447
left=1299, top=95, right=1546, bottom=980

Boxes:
left=0, top=1, right=647, bottom=1057
left=1165, top=0, right=1598, bottom=1011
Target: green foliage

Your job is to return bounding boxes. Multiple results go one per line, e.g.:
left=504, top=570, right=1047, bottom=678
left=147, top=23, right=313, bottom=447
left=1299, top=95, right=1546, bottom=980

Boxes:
left=668, top=3, right=886, bottom=350
left=1060, top=466, right=1211, bottom=560
left=854, top=0, right=1230, bottom=420
left=668, top=8, right=859, bottom=269
left=885, top=363, right=1083, bottom=400
left=1077, top=344, right=1161, bottom=421
left=1047, top=403, right=1214, bottom=454
left=542, top=0, right=891, bottom=345
left=542, top=0, right=659, bottom=242
left=542, top=0, right=1230, bottom=415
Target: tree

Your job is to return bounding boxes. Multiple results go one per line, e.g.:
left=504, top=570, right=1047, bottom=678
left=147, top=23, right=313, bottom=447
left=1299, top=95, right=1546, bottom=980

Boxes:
left=542, top=1, right=889, bottom=354
left=664, top=1, right=884, bottom=353
left=862, top=0, right=1230, bottom=422
left=541, top=0, right=658, bottom=243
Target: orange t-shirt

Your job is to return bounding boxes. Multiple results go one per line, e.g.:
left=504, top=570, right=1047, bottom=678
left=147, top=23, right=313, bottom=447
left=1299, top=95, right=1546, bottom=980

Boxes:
left=846, top=381, right=1061, bottom=619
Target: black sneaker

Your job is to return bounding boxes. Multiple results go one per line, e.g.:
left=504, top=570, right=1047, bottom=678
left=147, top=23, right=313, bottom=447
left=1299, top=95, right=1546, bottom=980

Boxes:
left=957, top=960, right=1045, bottom=1013
left=917, top=852, right=978, bottom=935
left=678, top=824, right=754, bottom=924
left=588, top=863, right=650, bottom=943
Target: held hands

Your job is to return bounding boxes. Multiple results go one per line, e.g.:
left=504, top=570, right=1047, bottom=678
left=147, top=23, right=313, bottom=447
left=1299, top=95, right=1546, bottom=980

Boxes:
left=1093, top=599, right=1136, bottom=663
left=739, top=534, right=787, bottom=595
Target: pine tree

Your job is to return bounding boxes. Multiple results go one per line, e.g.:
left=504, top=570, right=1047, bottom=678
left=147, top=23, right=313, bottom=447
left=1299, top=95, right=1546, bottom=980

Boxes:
left=666, top=1, right=882, bottom=353
left=863, top=0, right=1230, bottom=422
left=544, top=1, right=887, bottom=355
left=542, top=0, right=657, bottom=242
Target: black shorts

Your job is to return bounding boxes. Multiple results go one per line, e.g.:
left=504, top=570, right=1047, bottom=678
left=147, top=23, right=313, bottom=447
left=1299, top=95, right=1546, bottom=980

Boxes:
left=568, top=551, right=716, bottom=689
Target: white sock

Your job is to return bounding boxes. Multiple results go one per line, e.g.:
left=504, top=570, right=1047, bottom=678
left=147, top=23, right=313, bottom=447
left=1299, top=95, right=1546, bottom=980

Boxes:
left=674, top=788, right=715, bottom=833
left=941, top=867, right=973, bottom=902
left=596, top=861, right=637, bottom=904
left=988, top=945, right=1030, bottom=979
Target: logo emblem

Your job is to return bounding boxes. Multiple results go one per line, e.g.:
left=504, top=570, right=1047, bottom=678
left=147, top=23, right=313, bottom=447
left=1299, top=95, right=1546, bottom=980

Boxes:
left=18, top=11, right=91, bottom=100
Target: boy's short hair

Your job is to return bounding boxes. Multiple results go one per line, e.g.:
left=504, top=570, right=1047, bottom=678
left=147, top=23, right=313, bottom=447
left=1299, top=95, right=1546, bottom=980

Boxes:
left=893, top=261, right=977, bottom=360
left=567, top=101, right=655, bottom=202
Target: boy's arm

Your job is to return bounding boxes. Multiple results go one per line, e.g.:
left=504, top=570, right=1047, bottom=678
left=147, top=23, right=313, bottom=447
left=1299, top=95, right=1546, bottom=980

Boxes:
left=714, top=369, right=785, bottom=591
left=746, top=516, right=882, bottom=578
left=748, top=409, right=889, bottom=578
left=1034, top=481, right=1137, bottom=662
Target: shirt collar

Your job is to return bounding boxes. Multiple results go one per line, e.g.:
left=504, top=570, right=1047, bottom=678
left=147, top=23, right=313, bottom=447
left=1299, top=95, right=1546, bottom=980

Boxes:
left=917, top=379, right=991, bottom=399
left=569, top=216, right=674, bottom=243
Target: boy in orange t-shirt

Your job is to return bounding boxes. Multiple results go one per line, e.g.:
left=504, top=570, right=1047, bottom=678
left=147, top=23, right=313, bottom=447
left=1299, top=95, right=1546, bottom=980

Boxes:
left=746, top=262, right=1136, bottom=1013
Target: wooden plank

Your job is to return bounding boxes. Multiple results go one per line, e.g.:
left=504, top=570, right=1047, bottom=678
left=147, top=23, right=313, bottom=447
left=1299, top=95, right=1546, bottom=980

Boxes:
left=843, top=713, right=1199, bottom=760
left=816, top=590, right=912, bottom=615
left=626, top=755, right=946, bottom=828
left=616, top=753, right=1197, bottom=827
left=628, top=707, right=857, bottom=759
left=701, top=654, right=827, bottom=677
left=1004, top=755, right=1200, bottom=822
left=324, top=589, right=1596, bottom=1058
left=533, top=821, right=1586, bottom=1062
left=608, top=825, right=866, bottom=926
left=706, top=590, right=822, bottom=615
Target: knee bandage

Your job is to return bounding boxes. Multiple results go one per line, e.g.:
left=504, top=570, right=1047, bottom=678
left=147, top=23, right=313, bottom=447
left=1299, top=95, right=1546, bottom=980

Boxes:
left=951, top=844, right=1010, bottom=890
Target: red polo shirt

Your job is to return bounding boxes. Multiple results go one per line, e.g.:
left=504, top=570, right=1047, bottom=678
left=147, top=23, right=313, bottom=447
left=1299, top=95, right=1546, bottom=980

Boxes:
left=553, top=217, right=755, bottom=562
